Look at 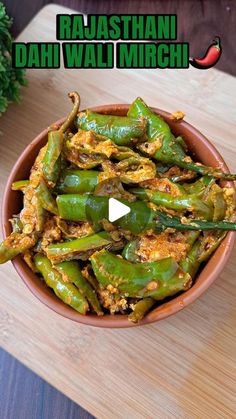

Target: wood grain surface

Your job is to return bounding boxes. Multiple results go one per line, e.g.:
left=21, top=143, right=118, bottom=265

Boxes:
left=0, top=348, right=93, bottom=419
left=4, top=0, right=236, bottom=76
left=0, top=5, right=236, bottom=418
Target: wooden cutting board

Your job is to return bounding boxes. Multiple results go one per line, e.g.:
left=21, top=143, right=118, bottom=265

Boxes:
left=0, top=5, right=236, bottom=418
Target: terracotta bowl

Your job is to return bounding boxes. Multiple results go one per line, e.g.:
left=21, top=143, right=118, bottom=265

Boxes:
left=2, top=105, right=235, bottom=328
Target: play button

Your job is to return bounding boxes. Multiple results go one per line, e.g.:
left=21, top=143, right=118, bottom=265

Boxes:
left=108, top=198, right=131, bottom=222
left=84, top=176, right=153, bottom=233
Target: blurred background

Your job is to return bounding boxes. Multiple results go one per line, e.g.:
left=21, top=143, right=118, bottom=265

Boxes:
left=4, top=0, right=236, bottom=75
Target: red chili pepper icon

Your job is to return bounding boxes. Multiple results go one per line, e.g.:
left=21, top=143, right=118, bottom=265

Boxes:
left=190, top=37, right=222, bottom=69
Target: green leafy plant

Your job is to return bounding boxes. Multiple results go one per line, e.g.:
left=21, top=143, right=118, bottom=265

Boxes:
left=0, top=2, right=26, bottom=116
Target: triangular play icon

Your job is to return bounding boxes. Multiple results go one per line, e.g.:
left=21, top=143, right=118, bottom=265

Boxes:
left=108, top=198, right=131, bottom=222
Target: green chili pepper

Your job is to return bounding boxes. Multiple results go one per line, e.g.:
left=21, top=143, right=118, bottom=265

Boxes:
left=128, top=97, right=186, bottom=159
left=122, top=239, right=140, bottom=262
left=178, top=162, right=236, bottom=180
left=20, top=186, right=46, bottom=234
left=197, top=232, right=227, bottom=263
left=155, top=211, right=236, bottom=231
left=64, top=133, right=105, bottom=170
left=57, top=193, right=236, bottom=233
left=115, top=156, right=156, bottom=183
left=128, top=97, right=173, bottom=144
left=12, top=180, right=30, bottom=191
left=130, top=187, right=213, bottom=219
left=93, top=176, right=135, bottom=202
left=123, top=231, right=201, bottom=266
left=113, top=145, right=138, bottom=160
left=156, top=162, right=196, bottom=184
left=0, top=233, right=35, bottom=264
left=36, top=178, right=58, bottom=215
left=213, top=191, right=226, bottom=221
left=170, top=173, right=196, bottom=183
left=128, top=297, right=155, bottom=323
left=56, top=169, right=99, bottom=194
left=43, top=92, right=80, bottom=186
left=185, top=230, right=201, bottom=246
left=180, top=241, right=201, bottom=278
left=183, top=176, right=214, bottom=195
left=207, top=184, right=226, bottom=221
left=141, top=176, right=187, bottom=195
left=75, top=111, right=147, bottom=146
left=81, top=264, right=100, bottom=289
left=20, top=147, right=47, bottom=234
left=46, top=231, right=116, bottom=263
left=23, top=250, right=38, bottom=273
left=116, top=200, right=155, bottom=233
left=128, top=97, right=236, bottom=180
left=42, top=130, right=63, bottom=186
left=90, top=249, right=191, bottom=299
left=34, top=254, right=89, bottom=314
left=57, top=194, right=155, bottom=234
left=55, top=261, right=103, bottom=315
left=59, top=91, right=80, bottom=133
left=141, top=176, right=211, bottom=197
left=56, top=194, right=108, bottom=225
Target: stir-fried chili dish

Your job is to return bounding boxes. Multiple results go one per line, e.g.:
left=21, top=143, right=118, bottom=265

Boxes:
left=1, top=92, right=235, bottom=323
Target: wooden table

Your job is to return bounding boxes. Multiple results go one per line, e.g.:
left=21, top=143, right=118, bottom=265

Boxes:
left=1, top=5, right=236, bottom=418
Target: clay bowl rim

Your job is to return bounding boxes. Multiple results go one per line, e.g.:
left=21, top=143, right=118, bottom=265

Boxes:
left=1, top=104, right=235, bottom=328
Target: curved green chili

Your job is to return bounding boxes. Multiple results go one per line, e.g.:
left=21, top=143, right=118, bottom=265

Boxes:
left=42, top=130, right=63, bottom=186
left=36, top=178, right=58, bottom=215
left=183, top=176, right=214, bottom=194
left=43, top=92, right=80, bottom=186
left=56, top=194, right=108, bottom=225
left=46, top=231, right=116, bottom=263
left=90, top=249, right=191, bottom=299
left=207, top=184, right=226, bottom=221
left=56, top=169, right=99, bottom=194
left=34, top=254, right=89, bottom=314
left=55, top=261, right=103, bottom=315
left=75, top=110, right=147, bottom=146
left=122, top=239, right=140, bottom=262
left=197, top=232, right=227, bottom=263
left=0, top=233, right=35, bottom=264
left=115, top=156, right=156, bottom=184
left=128, top=96, right=186, bottom=159
left=180, top=241, right=201, bottom=278
left=128, top=97, right=236, bottom=180
left=128, top=298, right=155, bottom=323
left=59, top=91, right=80, bottom=133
